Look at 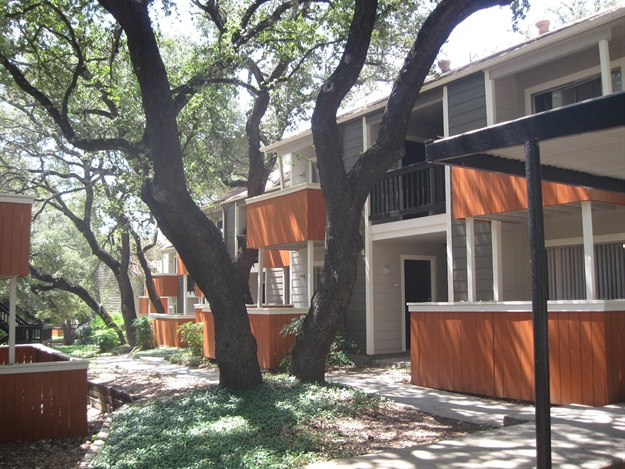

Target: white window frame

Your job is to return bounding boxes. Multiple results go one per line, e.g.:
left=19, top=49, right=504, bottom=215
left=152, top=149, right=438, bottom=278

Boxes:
left=524, top=59, right=624, bottom=115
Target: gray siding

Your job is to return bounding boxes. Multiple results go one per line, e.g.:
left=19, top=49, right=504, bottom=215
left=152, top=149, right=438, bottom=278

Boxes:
left=266, top=268, right=286, bottom=305
left=341, top=119, right=364, bottom=172
left=448, top=73, right=486, bottom=136
left=495, top=74, right=521, bottom=123
left=452, top=219, right=493, bottom=301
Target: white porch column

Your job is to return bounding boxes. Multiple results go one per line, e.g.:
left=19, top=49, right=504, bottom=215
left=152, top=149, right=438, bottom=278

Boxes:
left=443, top=86, right=454, bottom=302
left=278, top=154, right=285, bottom=190
left=466, top=217, right=476, bottom=302
left=598, top=39, right=612, bottom=96
left=257, top=248, right=264, bottom=308
left=492, top=220, right=503, bottom=301
left=307, top=240, right=314, bottom=307
left=9, top=276, right=17, bottom=365
left=363, top=116, right=375, bottom=355
left=181, top=275, right=188, bottom=314
left=484, top=70, right=497, bottom=126
left=582, top=201, right=596, bottom=300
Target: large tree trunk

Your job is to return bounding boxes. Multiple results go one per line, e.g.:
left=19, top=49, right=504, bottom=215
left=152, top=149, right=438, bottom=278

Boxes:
left=98, top=0, right=262, bottom=387
left=290, top=0, right=514, bottom=382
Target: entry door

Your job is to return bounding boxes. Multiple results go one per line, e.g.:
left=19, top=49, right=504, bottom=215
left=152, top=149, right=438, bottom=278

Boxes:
left=403, top=259, right=431, bottom=349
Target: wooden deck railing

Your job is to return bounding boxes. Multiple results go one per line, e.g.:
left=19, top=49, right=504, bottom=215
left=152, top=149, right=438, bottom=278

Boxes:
left=0, top=345, right=88, bottom=442
left=370, top=162, right=445, bottom=222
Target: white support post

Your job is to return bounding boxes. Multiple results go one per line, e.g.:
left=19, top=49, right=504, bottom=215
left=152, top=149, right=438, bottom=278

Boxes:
left=257, top=248, right=264, bottom=308
left=278, top=154, right=285, bottom=190
left=443, top=86, right=454, bottom=302
left=307, top=241, right=314, bottom=308
left=9, top=276, right=17, bottom=365
left=598, top=39, right=612, bottom=96
left=484, top=70, right=497, bottom=126
left=492, top=220, right=503, bottom=301
left=582, top=201, right=596, bottom=300
left=182, top=275, right=188, bottom=314
left=466, top=217, right=476, bottom=302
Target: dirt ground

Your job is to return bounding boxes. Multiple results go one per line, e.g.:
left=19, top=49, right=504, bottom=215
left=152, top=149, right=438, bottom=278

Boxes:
left=0, top=365, right=485, bottom=469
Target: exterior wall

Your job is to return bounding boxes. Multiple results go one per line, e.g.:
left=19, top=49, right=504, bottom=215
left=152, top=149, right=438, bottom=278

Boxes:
left=410, top=310, right=625, bottom=407
left=494, top=74, right=521, bottom=123
left=152, top=316, right=194, bottom=347
left=371, top=240, right=448, bottom=354
left=452, top=220, right=493, bottom=302
left=448, top=73, right=486, bottom=136
left=452, top=168, right=625, bottom=219
left=263, top=250, right=290, bottom=268
left=0, top=345, right=88, bottom=442
left=247, top=188, right=325, bottom=248
left=501, top=222, right=531, bottom=301
left=341, top=119, right=364, bottom=172
left=266, top=267, right=286, bottom=305
left=0, top=199, right=32, bottom=277
left=291, top=249, right=307, bottom=308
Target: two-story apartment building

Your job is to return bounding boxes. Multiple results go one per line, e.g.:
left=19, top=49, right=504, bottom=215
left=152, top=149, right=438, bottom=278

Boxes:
left=144, top=7, right=624, bottom=395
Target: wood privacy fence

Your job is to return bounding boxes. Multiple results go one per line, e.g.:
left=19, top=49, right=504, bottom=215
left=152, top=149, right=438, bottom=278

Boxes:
left=0, top=345, right=88, bottom=442
left=410, top=310, right=625, bottom=407
left=151, top=315, right=194, bottom=348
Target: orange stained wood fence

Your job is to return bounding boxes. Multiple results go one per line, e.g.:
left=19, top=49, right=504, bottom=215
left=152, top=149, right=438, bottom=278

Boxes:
left=152, top=316, right=194, bottom=347
left=410, top=311, right=625, bottom=407
left=452, top=167, right=625, bottom=219
left=0, top=346, right=88, bottom=442
left=0, top=200, right=32, bottom=277
left=196, top=310, right=301, bottom=369
left=247, top=188, right=326, bottom=248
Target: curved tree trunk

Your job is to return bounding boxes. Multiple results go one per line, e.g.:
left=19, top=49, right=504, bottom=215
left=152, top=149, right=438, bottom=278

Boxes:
left=119, top=231, right=137, bottom=346
left=29, top=263, right=127, bottom=345
left=131, top=226, right=165, bottom=314
left=98, top=0, right=262, bottom=388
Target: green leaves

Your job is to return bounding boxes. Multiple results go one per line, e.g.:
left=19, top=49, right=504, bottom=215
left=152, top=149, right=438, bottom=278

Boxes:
left=90, top=376, right=389, bottom=469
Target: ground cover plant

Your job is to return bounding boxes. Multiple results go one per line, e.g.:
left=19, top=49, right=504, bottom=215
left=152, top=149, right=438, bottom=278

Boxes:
left=88, top=375, right=477, bottom=469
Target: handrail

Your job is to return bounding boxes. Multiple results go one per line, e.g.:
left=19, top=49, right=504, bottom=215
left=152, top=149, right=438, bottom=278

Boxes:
left=369, top=162, right=445, bottom=221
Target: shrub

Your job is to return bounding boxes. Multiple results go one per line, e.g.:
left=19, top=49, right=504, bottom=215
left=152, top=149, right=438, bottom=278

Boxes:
left=280, top=316, right=360, bottom=369
left=91, top=312, right=124, bottom=331
left=133, top=317, right=156, bottom=350
left=93, top=329, right=120, bottom=353
left=75, top=323, right=92, bottom=344
left=177, top=322, right=204, bottom=357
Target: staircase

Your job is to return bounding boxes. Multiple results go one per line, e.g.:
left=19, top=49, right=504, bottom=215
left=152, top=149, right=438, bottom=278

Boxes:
left=0, top=301, right=52, bottom=345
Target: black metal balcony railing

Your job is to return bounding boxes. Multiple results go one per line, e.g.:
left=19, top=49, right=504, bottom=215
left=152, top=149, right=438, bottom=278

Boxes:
left=370, top=162, right=445, bottom=222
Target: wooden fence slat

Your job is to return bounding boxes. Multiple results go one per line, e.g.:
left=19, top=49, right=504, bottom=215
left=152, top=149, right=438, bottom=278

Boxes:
left=14, top=373, right=24, bottom=442
left=0, top=375, right=16, bottom=442
left=549, top=313, right=562, bottom=404
left=438, top=312, right=453, bottom=390
left=580, top=312, right=594, bottom=406
left=41, top=371, right=53, bottom=440
left=591, top=314, right=607, bottom=407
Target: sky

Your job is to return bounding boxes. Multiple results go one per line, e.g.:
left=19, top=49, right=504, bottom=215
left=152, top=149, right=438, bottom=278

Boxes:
left=443, top=0, right=570, bottom=68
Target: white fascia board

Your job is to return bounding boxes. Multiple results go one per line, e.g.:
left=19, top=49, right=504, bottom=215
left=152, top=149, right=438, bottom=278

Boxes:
left=370, top=214, right=447, bottom=241
left=0, top=194, right=35, bottom=204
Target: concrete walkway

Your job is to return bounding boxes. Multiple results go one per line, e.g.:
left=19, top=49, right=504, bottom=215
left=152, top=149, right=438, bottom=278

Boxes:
left=91, top=355, right=625, bottom=469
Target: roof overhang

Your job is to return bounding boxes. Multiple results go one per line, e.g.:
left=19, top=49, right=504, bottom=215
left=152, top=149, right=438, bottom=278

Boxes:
left=425, top=91, right=625, bottom=193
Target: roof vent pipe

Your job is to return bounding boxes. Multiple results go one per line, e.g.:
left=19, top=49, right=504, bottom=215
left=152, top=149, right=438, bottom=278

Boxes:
left=536, top=19, right=550, bottom=35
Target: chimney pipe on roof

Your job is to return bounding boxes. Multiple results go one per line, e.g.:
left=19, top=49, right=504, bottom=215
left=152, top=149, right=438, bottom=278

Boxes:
left=536, top=19, right=550, bottom=35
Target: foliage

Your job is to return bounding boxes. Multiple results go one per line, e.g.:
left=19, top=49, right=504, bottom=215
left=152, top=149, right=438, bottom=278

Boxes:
left=93, top=328, right=120, bottom=353
left=89, top=376, right=387, bottom=469
left=132, top=346, right=180, bottom=359
left=177, top=321, right=204, bottom=357
left=166, top=350, right=207, bottom=368
left=91, top=312, right=125, bottom=331
left=75, top=323, right=93, bottom=345
left=133, top=317, right=156, bottom=350
left=280, top=316, right=359, bottom=369
left=547, top=0, right=620, bottom=28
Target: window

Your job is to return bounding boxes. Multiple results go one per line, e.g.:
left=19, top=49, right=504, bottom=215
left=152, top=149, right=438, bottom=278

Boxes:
left=533, top=69, right=622, bottom=113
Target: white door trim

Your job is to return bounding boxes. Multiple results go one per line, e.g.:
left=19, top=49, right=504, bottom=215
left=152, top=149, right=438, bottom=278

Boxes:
left=401, top=255, right=437, bottom=352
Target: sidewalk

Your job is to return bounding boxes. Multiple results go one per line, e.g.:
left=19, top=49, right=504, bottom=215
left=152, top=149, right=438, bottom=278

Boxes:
left=91, top=355, right=625, bottom=469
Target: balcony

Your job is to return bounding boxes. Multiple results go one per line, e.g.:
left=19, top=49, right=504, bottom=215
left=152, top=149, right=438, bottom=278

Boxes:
left=369, top=162, right=445, bottom=223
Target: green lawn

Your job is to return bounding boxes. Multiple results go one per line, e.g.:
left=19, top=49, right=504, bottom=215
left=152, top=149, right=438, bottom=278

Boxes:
left=52, top=344, right=100, bottom=358
left=89, top=375, right=386, bottom=469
